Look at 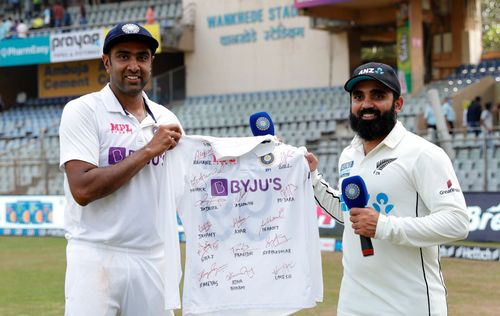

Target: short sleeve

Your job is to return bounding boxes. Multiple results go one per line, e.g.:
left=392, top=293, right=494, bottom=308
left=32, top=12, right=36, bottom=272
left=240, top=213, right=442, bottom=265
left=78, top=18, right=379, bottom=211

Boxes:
left=59, top=100, right=100, bottom=171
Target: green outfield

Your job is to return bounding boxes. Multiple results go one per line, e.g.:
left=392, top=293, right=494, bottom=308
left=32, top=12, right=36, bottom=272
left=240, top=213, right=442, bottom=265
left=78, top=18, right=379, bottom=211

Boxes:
left=0, top=236, right=498, bottom=316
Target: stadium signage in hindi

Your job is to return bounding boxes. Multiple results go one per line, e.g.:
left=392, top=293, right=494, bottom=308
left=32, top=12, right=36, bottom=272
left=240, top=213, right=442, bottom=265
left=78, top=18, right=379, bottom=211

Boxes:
left=206, top=5, right=306, bottom=46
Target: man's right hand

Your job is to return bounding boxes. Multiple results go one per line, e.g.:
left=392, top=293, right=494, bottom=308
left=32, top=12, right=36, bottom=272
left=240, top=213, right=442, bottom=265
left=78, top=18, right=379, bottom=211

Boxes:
left=146, top=123, right=182, bottom=157
left=305, top=152, right=318, bottom=172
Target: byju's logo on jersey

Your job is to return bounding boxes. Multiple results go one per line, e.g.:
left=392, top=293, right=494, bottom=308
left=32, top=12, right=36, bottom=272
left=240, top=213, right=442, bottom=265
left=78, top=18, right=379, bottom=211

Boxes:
left=108, top=147, right=164, bottom=166
left=109, top=147, right=126, bottom=164
left=110, top=123, right=133, bottom=134
left=373, top=158, right=397, bottom=175
left=210, top=177, right=282, bottom=197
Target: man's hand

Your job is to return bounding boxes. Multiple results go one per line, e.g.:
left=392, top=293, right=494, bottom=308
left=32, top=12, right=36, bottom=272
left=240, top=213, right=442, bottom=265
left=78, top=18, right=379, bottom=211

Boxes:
left=146, top=123, right=182, bottom=157
left=304, top=152, right=318, bottom=172
left=349, top=207, right=379, bottom=238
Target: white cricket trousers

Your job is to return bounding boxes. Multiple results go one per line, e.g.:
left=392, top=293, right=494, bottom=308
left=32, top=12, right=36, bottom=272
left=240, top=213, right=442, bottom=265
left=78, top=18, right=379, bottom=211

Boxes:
left=64, top=240, right=174, bottom=316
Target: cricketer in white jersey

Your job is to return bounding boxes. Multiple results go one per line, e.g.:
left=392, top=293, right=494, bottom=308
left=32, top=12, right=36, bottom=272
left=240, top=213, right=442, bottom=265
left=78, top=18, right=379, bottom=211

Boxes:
left=160, top=135, right=323, bottom=316
left=59, top=84, right=182, bottom=315
left=308, top=62, right=469, bottom=316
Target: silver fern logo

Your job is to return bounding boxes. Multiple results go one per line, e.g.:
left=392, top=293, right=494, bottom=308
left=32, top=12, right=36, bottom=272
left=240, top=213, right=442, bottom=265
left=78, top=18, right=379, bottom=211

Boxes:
left=373, top=158, right=397, bottom=175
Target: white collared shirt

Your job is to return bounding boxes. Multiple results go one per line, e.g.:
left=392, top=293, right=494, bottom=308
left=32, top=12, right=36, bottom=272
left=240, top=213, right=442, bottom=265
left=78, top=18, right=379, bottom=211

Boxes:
left=59, top=84, right=182, bottom=249
left=313, top=121, right=469, bottom=316
left=160, top=135, right=323, bottom=314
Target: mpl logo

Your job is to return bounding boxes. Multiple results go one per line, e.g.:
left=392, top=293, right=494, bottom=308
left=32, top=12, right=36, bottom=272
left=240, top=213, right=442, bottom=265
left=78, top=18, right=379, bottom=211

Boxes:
left=210, top=177, right=282, bottom=196
left=110, top=123, right=133, bottom=134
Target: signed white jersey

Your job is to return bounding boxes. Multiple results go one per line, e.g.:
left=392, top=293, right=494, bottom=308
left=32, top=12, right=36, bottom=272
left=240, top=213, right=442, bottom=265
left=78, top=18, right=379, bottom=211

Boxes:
left=160, top=135, right=322, bottom=316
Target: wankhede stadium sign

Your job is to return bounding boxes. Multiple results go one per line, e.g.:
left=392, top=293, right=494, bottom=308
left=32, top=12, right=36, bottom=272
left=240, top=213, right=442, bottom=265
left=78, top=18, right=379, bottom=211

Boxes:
left=206, top=4, right=306, bottom=46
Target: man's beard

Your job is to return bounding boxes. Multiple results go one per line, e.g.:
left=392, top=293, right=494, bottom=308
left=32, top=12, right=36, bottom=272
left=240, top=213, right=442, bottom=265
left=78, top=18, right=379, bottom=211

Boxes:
left=349, top=103, right=397, bottom=141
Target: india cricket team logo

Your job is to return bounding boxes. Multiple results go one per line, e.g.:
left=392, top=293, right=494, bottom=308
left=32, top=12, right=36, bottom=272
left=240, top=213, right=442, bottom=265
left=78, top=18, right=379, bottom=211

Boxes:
left=344, top=183, right=360, bottom=200
left=260, top=153, right=275, bottom=165
left=256, top=117, right=271, bottom=131
left=122, top=23, right=140, bottom=34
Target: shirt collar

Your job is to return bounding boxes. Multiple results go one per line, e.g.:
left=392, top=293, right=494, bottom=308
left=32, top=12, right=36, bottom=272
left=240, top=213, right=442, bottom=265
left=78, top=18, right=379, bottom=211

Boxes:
left=101, top=84, right=158, bottom=122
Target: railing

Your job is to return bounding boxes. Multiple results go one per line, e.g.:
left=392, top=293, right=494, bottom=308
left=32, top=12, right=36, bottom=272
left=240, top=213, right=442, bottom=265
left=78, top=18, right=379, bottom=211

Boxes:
left=152, top=66, right=186, bottom=106
left=0, top=126, right=499, bottom=195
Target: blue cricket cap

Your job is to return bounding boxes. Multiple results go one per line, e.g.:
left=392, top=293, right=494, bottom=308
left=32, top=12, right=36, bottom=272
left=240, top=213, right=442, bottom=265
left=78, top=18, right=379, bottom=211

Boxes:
left=103, top=22, right=159, bottom=55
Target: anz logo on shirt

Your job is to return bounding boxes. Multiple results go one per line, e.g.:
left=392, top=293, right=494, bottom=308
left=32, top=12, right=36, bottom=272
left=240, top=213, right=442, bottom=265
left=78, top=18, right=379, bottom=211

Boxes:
left=341, top=191, right=394, bottom=214
left=108, top=147, right=164, bottom=166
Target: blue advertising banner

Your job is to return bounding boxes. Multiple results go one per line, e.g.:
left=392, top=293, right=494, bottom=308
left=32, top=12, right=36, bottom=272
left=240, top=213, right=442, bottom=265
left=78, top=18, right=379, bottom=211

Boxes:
left=0, top=37, right=50, bottom=66
left=464, top=192, right=500, bottom=242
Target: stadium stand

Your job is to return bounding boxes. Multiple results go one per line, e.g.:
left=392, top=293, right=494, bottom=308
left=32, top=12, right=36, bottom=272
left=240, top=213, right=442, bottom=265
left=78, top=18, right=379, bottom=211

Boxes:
left=0, top=0, right=498, bottom=195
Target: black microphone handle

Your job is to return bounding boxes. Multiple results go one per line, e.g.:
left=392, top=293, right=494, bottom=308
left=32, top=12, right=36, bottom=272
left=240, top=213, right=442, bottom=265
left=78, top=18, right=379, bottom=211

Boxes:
left=360, top=236, right=374, bottom=257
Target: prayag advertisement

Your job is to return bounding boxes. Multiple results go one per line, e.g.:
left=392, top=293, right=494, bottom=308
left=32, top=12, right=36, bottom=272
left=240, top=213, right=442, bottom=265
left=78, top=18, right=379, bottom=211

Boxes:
left=38, top=59, right=108, bottom=98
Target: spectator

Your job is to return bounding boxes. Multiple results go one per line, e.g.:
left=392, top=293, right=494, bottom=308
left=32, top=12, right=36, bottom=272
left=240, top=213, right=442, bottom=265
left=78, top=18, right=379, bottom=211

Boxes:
left=63, top=5, right=72, bottom=27
left=493, top=102, right=500, bottom=128
left=0, top=19, right=7, bottom=40
left=10, top=0, right=22, bottom=17
left=3, top=18, right=13, bottom=39
left=466, top=96, right=482, bottom=136
left=442, top=96, right=456, bottom=134
left=43, top=5, right=51, bottom=27
left=481, top=102, right=493, bottom=134
left=16, top=19, right=28, bottom=38
left=424, top=104, right=436, bottom=129
left=423, top=104, right=437, bottom=140
left=146, top=5, right=155, bottom=24
left=79, top=1, right=87, bottom=25
left=33, top=0, right=42, bottom=15
left=0, top=94, right=5, bottom=112
left=9, top=19, right=18, bottom=38
left=52, top=1, right=64, bottom=28
left=31, top=14, right=44, bottom=29
left=24, top=0, right=33, bottom=19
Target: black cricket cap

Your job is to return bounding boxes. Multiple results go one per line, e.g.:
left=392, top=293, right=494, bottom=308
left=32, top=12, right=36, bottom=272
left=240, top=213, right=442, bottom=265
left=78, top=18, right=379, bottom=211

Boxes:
left=344, top=62, right=401, bottom=96
left=103, top=22, right=159, bottom=55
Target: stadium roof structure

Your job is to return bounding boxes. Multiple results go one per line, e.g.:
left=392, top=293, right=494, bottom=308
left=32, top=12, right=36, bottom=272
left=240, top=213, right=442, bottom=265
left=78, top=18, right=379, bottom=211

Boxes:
left=295, top=0, right=484, bottom=94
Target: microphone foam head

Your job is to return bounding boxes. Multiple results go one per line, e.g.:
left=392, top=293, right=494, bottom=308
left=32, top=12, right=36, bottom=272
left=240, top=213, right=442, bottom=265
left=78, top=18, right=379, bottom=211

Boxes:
left=341, top=175, right=368, bottom=209
left=249, top=112, right=275, bottom=136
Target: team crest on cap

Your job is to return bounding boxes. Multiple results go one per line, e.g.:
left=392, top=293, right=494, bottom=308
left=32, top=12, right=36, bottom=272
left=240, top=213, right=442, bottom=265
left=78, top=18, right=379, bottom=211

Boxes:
left=260, top=153, right=275, bottom=165
left=256, top=117, right=271, bottom=131
left=122, top=23, right=140, bottom=34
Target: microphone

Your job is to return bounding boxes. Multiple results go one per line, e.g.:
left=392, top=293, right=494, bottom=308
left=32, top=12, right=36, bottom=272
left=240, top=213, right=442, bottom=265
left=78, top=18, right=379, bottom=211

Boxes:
left=249, top=112, right=275, bottom=136
left=341, top=175, right=374, bottom=257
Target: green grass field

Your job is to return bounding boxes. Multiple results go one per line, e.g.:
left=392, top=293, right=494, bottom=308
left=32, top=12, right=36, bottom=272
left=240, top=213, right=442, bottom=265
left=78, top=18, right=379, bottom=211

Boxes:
left=0, top=236, right=499, bottom=316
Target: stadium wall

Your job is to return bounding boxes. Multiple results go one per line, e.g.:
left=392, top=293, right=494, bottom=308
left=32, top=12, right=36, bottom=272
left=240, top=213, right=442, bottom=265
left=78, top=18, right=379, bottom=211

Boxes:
left=184, top=0, right=350, bottom=96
